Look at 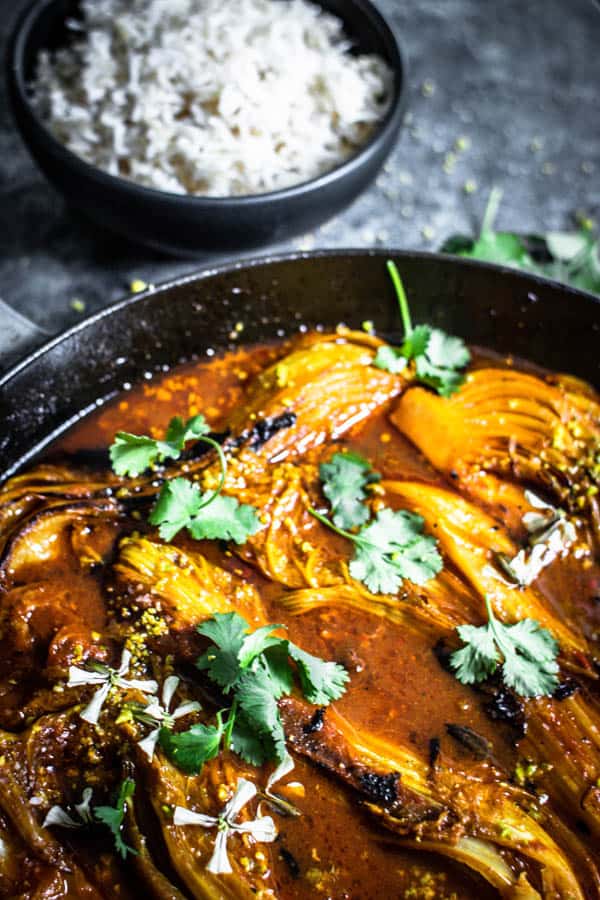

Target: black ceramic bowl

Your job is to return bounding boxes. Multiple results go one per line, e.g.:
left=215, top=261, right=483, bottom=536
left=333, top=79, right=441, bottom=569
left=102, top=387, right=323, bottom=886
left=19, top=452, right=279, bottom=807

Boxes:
left=7, top=0, right=406, bottom=257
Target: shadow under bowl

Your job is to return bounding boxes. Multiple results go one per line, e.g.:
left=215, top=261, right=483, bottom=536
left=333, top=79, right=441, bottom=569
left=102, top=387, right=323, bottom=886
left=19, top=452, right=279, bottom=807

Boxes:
left=6, top=0, right=407, bottom=257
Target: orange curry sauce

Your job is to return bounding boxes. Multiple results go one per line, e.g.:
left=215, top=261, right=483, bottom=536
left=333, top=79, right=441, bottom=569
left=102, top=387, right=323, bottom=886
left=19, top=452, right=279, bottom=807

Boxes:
left=13, top=339, right=599, bottom=899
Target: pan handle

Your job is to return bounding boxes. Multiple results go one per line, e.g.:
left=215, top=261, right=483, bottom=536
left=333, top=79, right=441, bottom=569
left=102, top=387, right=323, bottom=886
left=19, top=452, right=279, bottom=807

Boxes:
left=0, top=298, right=49, bottom=373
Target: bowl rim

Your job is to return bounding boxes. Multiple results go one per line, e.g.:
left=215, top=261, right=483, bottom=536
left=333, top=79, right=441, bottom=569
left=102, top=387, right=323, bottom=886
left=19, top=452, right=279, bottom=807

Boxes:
left=7, top=0, right=407, bottom=206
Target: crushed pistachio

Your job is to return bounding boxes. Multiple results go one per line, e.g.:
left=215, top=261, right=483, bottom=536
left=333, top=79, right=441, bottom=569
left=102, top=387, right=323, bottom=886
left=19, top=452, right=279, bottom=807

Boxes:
left=443, top=152, right=457, bottom=174
left=454, top=135, right=471, bottom=152
left=275, top=364, right=289, bottom=388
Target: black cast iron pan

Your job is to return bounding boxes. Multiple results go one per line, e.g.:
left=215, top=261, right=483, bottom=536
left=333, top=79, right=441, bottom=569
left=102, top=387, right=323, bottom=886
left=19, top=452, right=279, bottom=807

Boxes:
left=1, top=250, right=599, bottom=482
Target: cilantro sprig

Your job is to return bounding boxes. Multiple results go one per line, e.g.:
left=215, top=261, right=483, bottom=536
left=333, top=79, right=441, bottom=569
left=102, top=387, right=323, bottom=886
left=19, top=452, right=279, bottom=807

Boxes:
left=110, top=414, right=219, bottom=478
left=373, top=261, right=471, bottom=397
left=319, top=452, right=380, bottom=530
left=109, top=415, right=261, bottom=545
left=450, top=595, right=560, bottom=698
left=94, top=778, right=138, bottom=859
left=148, top=477, right=262, bottom=543
left=160, top=613, right=349, bottom=773
left=443, top=187, right=600, bottom=297
left=310, top=506, right=443, bottom=594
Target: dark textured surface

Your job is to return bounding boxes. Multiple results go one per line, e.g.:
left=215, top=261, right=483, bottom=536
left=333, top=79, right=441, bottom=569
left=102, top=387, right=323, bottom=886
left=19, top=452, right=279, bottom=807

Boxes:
left=0, top=0, right=599, bottom=335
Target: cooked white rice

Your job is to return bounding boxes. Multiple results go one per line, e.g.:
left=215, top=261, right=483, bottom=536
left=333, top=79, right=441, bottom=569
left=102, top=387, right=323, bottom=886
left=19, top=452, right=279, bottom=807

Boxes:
left=32, top=0, right=393, bottom=197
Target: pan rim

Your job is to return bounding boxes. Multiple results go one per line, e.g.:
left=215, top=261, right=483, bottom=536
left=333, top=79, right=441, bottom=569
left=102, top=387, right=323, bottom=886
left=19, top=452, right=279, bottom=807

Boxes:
left=2, top=247, right=599, bottom=392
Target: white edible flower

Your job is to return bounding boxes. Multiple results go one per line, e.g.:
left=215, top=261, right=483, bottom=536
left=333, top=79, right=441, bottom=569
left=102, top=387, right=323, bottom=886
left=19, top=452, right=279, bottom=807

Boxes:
left=521, top=489, right=556, bottom=533
left=173, top=777, right=276, bottom=874
left=265, top=753, right=295, bottom=797
left=68, top=648, right=159, bottom=725
left=260, top=753, right=302, bottom=818
left=501, top=543, right=555, bottom=588
left=43, top=787, right=94, bottom=829
left=490, top=491, right=576, bottom=588
left=136, top=675, right=201, bottom=760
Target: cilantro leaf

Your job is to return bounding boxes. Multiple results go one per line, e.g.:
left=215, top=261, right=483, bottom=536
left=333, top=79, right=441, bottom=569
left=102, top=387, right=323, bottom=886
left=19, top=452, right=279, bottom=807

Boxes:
left=110, top=433, right=178, bottom=477
left=193, top=613, right=349, bottom=769
left=187, top=494, right=262, bottom=544
left=450, top=624, right=499, bottom=684
left=355, top=506, right=424, bottom=546
left=415, top=355, right=468, bottom=398
left=110, top=414, right=211, bottom=477
left=505, top=617, right=560, bottom=662
left=350, top=548, right=408, bottom=595
left=149, top=477, right=203, bottom=541
left=388, top=532, right=445, bottom=584
left=235, top=668, right=287, bottom=762
left=373, top=261, right=470, bottom=396
left=425, top=329, right=471, bottom=370
left=196, top=614, right=289, bottom=692
left=495, top=618, right=559, bottom=697
left=461, top=230, right=536, bottom=267
left=165, top=414, right=210, bottom=448
left=413, top=328, right=470, bottom=397
left=229, top=712, right=270, bottom=767
left=288, top=643, right=349, bottom=704
left=348, top=508, right=443, bottom=593
left=260, top=643, right=295, bottom=697
left=111, top=416, right=261, bottom=547
left=310, top=505, right=443, bottom=594
left=149, top=479, right=262, bottom=544
left=94, top=778, right=137, bottom=859
left=402, top=324, right=432, bottom=359
left=319, top=452, right=380, bottom=530
left=196, top=612, right=248, bottom=691
left=159, top=721, right=223, bottom=774
left=373, top=345, right=407, bottom=374
left=238, top=624, right=285, bottom=669
left=501, top=644, right=559, bottom=697
left=450, top=596, right=560, bottom=698
left=197, top=611, right=250, bottom=649
left=442, top=188, right=600, bottom=298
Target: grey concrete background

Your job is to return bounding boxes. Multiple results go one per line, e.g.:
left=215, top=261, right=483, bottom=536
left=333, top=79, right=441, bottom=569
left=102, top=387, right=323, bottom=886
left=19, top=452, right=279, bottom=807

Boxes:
left=0, top=0, right=598, bottom=336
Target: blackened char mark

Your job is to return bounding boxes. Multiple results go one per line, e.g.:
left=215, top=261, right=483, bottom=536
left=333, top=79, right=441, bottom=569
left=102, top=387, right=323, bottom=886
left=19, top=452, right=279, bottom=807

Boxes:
left=432, top=638, right=453, bottom=672
left=553, top=679, right=579, bottom=701
left=484, top=689, right=527, bottom=739
left=57, top=448, right=112, bottom=469
left=358, top=771, right=399, bottom=806
left=445, top=723, right=490, bottom=760
left=247, top=412, right=297, bottom=450
left=280, top=696, right=439, bottom=824
left=428, top=737, right=440, bottom=768
left=303, top=707, right=326, bottom=734
left=181, top=431, right=229, bottom=461
left=279, top=846, right=301, bottom=878
left=432, top=640, right=528, bottom=742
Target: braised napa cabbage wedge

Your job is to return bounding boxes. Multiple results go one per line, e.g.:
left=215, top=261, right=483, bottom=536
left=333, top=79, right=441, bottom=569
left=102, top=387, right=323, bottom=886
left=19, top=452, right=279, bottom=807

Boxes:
left=1, top=319, right=600, bottom=898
